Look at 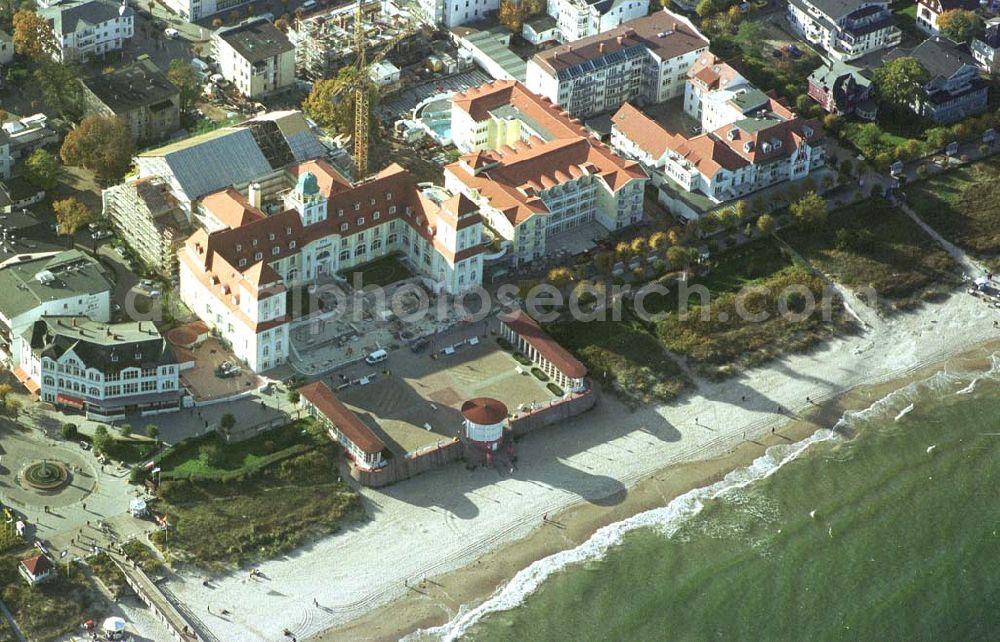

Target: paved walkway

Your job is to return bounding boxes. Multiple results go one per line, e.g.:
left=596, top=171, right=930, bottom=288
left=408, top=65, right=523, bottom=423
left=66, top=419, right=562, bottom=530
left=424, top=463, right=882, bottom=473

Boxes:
left=110, top=552, right=202, bottom=642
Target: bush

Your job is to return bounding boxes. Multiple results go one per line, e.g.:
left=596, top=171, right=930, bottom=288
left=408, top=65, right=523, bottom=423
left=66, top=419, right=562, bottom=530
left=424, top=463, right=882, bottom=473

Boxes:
left=129, top=467, right=149, bottom=485
left=512, top=352, right=533, bottom=366
left=60, top=423, right=78, bottom=440
left=496, top=337, right=514, bottom=351
left=547, top=383, right=564, bottom=396
left=531, top=367, right=550, bottom=382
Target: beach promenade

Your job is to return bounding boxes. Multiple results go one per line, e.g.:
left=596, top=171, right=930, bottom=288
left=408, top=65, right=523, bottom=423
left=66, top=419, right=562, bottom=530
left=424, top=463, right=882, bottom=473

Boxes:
left=154, top=283, right=1000, bottom=642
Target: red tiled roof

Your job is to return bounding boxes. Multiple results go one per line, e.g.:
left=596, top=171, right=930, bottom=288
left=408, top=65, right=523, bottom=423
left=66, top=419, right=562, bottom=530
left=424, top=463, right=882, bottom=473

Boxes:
left=21, top=555, right=51, bottom=576
left=299, top=382, right=385, bottom=455
left=201, top=188, right=266, bottom=229
left=500, top=309, right=587, bottom=379
left=461, top=397, right=508, bottom=425
left=531, top=10, right=707, bottom=75
left=612, top=103, right=672, bottom=160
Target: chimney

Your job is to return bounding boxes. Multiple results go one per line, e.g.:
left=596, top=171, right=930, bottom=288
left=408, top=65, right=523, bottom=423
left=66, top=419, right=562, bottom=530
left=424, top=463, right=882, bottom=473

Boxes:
left=249, top=182, right=262, bottom=209
left=672, top=22, right=677, bottom=30
left=616, top=35, right=624, bottom=46
left=599, top=42, right=605, bottom=53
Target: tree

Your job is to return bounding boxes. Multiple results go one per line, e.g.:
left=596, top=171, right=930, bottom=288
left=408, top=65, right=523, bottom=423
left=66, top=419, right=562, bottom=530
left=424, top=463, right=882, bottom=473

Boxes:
left=129, top=467, right=149, bottom=484
left=733, top=199, right=748, bottom=222
left=649, top=230, right=669, bottom=251
left=750, top=195, right=767, bottom=215
left=614, top=241, right=632, bottom=261
left=0, top=383, right=10, bottom=402
left=594, top=251, right=614, bottom=274
left=168, top=58, right=201, bottom=114
left=498, top=0, right=527, bottom=31
left=5, top=398, right=22, bottom=417
left=716, top=207, right=739, bottom=231
left=12, top=9, right=55, bottom=60
left=756, top=213, right=777, bottom=236
left=60, top=114, right=134, bottom=183
left=286, top=389, right=301, bottom=405
left=23, top=149, right=59, bottom=189
left=61, top=423, right=79, bottom=440
left=120, top=425, right=132, bottom=438
left=790, top=191, right=828, bottom=227
left=54, top=201, right=87, bottom=239
left=52, top=197, right=94, bottom=235
left=795, top=93, right=813, bottom=114
left=546, top=266, right=573, bottom=288
left=873, top=57, right=929, bottom=108
left=274, top=16, right=288, bottom=31
left=93, top=426, right=112, bottom=454
left=666, top=245, right=693, bottom=270
left=695, top=0, right=714, bottom=17
left=301, top=67, right=379, bottom=134
left=212, top=17, right=223, bottom=27
left=145, top=424, right=159, bottom=441
left=34, top=61, right=84, bottom=120
left=937, top=9, right=978, bottom=43
left=630, top=236, right=648, bottom=256
left=220, top=413, right=236, bottom=431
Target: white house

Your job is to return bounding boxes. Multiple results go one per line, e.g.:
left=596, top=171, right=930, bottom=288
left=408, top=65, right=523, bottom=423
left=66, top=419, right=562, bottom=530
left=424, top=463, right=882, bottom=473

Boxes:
left=445, top=80, right=647, bottom=266
left=16, top=316, right=184, bottom=419
left=787, top=0, right=900, bottom=61
left=0, top=250, right=112, bottom=368
left=611, top=99, right=826, bottom=212
left=212, top=18, right=295, bottom=98
left=179, top=160, right=485, bottom=372
left=40, top=0, right=134, bottom=62
left=19, top=555, right=54, bottom=585
left=526, top=9, right=709, bottom=118
left=915, top=0, right=978, bottom=36
left=546, top=0, right=649, bottom=43
left=417, top=0, right=499, bottom=27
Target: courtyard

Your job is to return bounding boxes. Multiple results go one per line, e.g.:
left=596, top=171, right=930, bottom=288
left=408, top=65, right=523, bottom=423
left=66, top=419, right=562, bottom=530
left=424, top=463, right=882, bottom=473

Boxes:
left=329, top=322, right=559, bottom=458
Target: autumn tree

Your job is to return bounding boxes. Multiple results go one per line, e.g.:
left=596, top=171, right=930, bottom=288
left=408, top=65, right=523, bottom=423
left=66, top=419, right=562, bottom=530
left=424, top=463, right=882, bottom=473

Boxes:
left=53, top=197, right=95, bottom=235
left=695, top=0, right=713, bottom=18
left=937, top=9, right=978, bottom=43
left=60, top=114, right=134, bottom=183
left=630, top=236, right=648, bottom=256
left=756, top=213, right=777, bottom=236
left=498, top=0, right=527, bottom=32
left=789, top=191, right=828, bottom=227
left=873, top=56, right=929, bottom=108
left=301, top=67, right=379, bottom=134
left=546, top=266, right=573, bottom=288
left=649, top=230, right=669, bottom=251
left=12, top=9, right=56, bottom=60
left=666, top=245, right=693, bottom=270
left=23, top=149, right=60, bottom=190
left=168, top=58, right=201, bottom=113
left=274, top=16, right=288, bottom=31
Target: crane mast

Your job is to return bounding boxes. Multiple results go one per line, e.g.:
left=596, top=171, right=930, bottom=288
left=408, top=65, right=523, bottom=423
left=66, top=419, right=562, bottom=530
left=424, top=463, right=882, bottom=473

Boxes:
left=353, top=0, right=370, bottom=179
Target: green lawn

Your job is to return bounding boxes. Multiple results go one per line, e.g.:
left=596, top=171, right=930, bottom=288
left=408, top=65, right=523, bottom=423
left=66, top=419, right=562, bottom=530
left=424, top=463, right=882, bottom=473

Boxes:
left=653, top=239, right=855, bottom=379
left=157, top=419, right=320, bottom=479
left=780, top=198, right=962, bottom=310
left=546, top=311, right=691, bottom=405
left=151, top=447, right=361, bottom=570
left=103, top=437, right=160, bottom=464
left=0, top=553, right=107, bottom=641
left=344, top=253, right=412, bottom=288
left=904, top=158, right=1000, bottom=271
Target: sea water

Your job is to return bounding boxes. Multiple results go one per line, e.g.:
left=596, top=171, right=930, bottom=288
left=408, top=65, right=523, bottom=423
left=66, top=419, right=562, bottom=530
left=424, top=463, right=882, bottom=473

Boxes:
left=419, top=357, right=1000, bottom=641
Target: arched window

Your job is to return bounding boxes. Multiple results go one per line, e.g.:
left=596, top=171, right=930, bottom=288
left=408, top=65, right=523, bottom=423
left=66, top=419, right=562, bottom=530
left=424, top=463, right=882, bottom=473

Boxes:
left=339, top=250, right=350, bottom=261
left=355, top=244, right=366, bottom=257
left=43, top=376, right=54, bottom=386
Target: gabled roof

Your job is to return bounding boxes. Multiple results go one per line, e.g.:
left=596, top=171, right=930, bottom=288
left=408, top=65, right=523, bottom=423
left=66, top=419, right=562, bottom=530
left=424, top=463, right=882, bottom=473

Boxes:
left=612, top=103, right=672, bottom=160
left=20, top=554, right=52, bottom=576
left=500, top=309, right=587, bottom=379
left=299, top=381, right=385, bottom=455
left=41, top=0, right=133, bottom=35
left=201, top=188, right=266, bottom=229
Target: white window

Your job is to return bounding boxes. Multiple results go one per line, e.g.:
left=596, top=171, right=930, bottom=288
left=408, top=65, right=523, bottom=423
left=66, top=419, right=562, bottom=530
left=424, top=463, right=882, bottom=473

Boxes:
left=272, top=247, right=280, bottom=255
left=289, top=240, right=296, bottom=249
left=373, top=211, right=380, bottom=220
left=357, top=217, right=365, bottom=225
left=239, top=258, right=247, bottom=267
left=255, top=252, right=263, bottom=260
left=340, top=223, right=348, bottom=232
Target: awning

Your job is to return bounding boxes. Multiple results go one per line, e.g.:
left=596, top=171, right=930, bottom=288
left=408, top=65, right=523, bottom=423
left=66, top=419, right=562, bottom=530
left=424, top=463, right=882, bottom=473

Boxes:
left=55, top=394, right=85, bottom=409
left=11, top=367, right=39, bottom=395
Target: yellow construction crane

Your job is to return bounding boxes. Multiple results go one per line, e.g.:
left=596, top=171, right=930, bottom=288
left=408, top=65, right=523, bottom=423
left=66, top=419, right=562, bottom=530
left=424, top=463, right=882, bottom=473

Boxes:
left=337, top=0, right=420, bottom=179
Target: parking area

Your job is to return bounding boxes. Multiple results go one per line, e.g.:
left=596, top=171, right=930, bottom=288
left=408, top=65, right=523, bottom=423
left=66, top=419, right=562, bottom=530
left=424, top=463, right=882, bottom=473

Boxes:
left=328, top=322, right=558, bottom=457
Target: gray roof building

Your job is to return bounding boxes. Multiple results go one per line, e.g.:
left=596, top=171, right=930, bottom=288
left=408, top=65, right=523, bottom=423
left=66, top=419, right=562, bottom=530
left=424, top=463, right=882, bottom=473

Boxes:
left=26, top=315, right=176, bottom=374
left=80, top=56, right=180, bottom=143
left=215, top=18, right=293, bottom=63
left=0, top=250, right=112, bottom=321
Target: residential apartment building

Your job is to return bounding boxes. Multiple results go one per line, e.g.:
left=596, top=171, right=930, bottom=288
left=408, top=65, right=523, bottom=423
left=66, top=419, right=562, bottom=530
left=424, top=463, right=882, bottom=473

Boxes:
left=546, top=0, right=649, bottom=44
left=16, top=316, right=183, bottom=419
left=80, top=55, right=180, bottom=144
left=611, top=98, right=826, bottom=213
left=417, top=0, right=499, bottom=27
left=179, top=160, right=485, bottom=371
left=212, top=18, right=295, bottom=98
left=915, top=0, right=978, bottom=36
left=787, top=0, right=900, bottom=61
left=158, top=0, right=250, bottom=21
left=884, top=37, right=988, bottom=124
left=0, top=251, right=112, bottom=366
left=40, top=0, right=134, bottom=62
left=972, top=18, right=1000, bottom=74
left=0, top=130, right=10, bottom=180
left=101, top=176, right=191, bottom=282
left=526, top=9, right=709, bottom=118
left=807, top=60, right=877, bottom=118
left=446, top=80, right=647, bottom=266
left=683, top=54, right=757, bottom=133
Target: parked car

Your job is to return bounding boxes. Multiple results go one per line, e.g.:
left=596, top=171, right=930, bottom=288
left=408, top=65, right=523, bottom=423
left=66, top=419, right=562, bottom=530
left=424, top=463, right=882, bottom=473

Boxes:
left=79, top=440, right=91, bottom=451
left=114, top=246, right=128, bottom=258
left=91, top=229, right=112, bottom=240
left=164, top=27, right=179, bottom=38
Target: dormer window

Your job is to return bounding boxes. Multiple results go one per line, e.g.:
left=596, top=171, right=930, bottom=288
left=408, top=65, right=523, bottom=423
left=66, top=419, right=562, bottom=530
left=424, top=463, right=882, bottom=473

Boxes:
left=386, top=192, right=392, bottom=200
left=239, top=258, right=247, bottom=267
left=370, top=198, right=376, bottom=205
left=286, top=227, right=292, bottom=235
left=272, top=247, right=280, bottom=255
left=354, top=203, right=360, bottom=211
left=340, top=223, right=348, bottom=232
left=289, top=240, right=297, bottom=249
left=111, top=353, right=118, bottom=362
left=389, top=205, right=396, bottom=215
left=373, top=211, right=380, bottom=220
left=337, top=208, right=343, bottom=216
left=236, top=244, right=242, bottom=251
left=269, top=233, right=275, bottom=241
left=252, top=239, right=258, bottom=246
left=357, top=217, right=365, bottom=225
left=255, top=252, right=263, bottom=260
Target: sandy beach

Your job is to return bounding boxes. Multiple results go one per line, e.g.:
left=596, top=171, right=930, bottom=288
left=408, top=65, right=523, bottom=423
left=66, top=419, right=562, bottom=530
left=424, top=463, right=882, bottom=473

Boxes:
left=163, top=289, right=1000, bottom=642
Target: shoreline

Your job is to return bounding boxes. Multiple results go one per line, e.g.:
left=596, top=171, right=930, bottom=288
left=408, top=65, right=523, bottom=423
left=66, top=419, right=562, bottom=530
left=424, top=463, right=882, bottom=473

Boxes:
left=320, top=340, right=1000, bottom=641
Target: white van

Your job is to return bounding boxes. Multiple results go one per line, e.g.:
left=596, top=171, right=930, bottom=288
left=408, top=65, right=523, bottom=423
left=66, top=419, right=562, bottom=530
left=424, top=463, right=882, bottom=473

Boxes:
left=301, top=0, right=317, bottom=10
left=364, top=349, right=388, bottom=365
